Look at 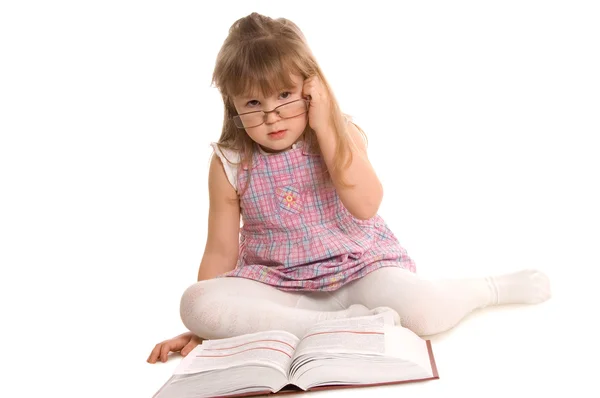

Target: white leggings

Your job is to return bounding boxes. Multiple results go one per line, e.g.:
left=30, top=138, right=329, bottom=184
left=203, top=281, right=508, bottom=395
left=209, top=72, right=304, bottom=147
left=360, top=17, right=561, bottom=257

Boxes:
left=180, top=267, right=549, bottom=339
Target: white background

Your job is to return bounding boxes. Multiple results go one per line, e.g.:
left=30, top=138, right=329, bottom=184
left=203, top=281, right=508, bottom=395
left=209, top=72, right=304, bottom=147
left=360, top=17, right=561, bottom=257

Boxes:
left=1, top=1, right=599, bottom=397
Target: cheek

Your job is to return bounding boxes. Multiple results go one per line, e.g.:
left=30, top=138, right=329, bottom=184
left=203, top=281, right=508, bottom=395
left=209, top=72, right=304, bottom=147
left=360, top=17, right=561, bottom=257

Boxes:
left=245, top=125, right=267, bottom=140
left=293, top=114, right=309, bottom=129
left=245, top=130, right=258, bottom=141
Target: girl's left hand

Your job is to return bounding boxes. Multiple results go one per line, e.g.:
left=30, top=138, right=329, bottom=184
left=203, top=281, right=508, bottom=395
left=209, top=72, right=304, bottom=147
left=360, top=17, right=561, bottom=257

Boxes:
left=303, top=76, right=333, bottom=135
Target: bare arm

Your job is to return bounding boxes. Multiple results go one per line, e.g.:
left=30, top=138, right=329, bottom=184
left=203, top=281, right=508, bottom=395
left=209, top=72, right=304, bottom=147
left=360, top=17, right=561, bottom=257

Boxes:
left=197, top=154, right=241, bottom=281
left=316, top=121, right=383, bottom=220
left=148, top=155, right=240, bottom=363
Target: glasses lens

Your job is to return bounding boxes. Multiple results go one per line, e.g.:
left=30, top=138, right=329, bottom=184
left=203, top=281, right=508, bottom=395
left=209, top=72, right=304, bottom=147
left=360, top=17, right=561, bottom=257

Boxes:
left=278, top=100, right=308, bottom=119
left=234, top=112, right=264, bottom=128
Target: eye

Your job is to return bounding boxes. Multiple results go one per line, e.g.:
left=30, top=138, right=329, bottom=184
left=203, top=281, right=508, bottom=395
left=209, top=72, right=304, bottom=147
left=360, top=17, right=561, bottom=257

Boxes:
left=280, top=91, right=292, bottom=100
left=246, top=100, right=260, bottom=107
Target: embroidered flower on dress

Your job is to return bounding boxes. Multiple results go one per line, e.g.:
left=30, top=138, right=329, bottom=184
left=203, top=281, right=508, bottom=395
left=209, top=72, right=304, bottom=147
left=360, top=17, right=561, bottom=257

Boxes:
left=275, top=186, right=302, bottom=214
left=284, top=192, right=295, bottom=207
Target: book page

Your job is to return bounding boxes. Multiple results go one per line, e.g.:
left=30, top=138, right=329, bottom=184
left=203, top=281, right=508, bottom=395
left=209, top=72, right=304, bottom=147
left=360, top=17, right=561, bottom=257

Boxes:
left=304, top=310, right=397, bottom=329
left=287, top=312, right=435, bottom=389
left=383, top=324, right=433, bottom=373
left=293, top=311, right=395, bottom=358
left=173, top=330, right=300, bottom=376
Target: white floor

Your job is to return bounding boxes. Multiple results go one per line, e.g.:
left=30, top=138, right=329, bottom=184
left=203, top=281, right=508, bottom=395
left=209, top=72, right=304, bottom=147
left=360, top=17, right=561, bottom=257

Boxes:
left=2, top=1, right=599, bottom=397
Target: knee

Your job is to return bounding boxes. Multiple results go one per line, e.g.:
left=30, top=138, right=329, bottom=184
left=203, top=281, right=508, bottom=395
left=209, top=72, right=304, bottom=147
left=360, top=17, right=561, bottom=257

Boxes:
left=179, top=281, right=219, bottom=337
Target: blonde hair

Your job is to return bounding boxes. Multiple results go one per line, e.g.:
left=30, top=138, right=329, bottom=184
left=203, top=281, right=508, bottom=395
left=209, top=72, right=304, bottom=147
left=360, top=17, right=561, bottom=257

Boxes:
left=211, top=12, right=366, bottom=197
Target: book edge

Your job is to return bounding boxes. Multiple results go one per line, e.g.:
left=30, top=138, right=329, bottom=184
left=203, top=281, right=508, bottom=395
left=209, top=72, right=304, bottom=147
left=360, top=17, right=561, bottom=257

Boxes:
left=426, top=339, right=440, bottom=379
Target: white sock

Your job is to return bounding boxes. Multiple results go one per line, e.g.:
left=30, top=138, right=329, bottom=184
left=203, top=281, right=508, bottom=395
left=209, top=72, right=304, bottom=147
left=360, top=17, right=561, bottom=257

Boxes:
left=485, top=269, right=551, bottom=305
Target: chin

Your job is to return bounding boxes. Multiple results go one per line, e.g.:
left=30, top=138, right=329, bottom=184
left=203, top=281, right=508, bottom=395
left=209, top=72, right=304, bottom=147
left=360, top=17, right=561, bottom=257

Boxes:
left=261, top=143, right=288, bottom=152
left=260, top=138, right=295, bottom=153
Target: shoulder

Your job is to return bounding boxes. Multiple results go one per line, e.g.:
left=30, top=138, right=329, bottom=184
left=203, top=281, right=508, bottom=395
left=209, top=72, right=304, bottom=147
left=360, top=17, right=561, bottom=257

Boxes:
left=210, top=142, right=242, bottom=163
left=210, top=142, right=242, bottom=193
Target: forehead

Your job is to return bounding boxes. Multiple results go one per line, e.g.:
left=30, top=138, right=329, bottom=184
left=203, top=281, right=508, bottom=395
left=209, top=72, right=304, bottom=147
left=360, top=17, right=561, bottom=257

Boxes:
left=237, top=73, right=303, bottom=101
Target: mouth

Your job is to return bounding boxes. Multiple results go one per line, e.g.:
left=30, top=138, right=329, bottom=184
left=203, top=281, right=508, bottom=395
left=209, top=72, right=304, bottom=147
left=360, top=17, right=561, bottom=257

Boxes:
left=268, top=129, right=287, bottom=139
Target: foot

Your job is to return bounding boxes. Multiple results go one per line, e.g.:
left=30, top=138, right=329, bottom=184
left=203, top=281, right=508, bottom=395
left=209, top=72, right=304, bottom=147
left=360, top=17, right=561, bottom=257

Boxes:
left=487, top=269, right=551, bottom=305
left=344, top=305, right=401, bottom=325
left=344, top=304, right=372, bottom=317
left=369, top=306, right=401, bottom=325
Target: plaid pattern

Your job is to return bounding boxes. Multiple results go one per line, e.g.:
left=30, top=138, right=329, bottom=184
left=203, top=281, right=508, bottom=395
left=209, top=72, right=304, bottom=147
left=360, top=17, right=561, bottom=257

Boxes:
left=275, top=185, right=303, bottom=213
left=217, top=141, right=416, bottom=291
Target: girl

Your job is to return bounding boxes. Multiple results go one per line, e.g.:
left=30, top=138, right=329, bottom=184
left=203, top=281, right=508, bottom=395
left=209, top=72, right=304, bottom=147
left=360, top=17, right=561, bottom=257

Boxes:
left=147, top=12, right=550, bottom=364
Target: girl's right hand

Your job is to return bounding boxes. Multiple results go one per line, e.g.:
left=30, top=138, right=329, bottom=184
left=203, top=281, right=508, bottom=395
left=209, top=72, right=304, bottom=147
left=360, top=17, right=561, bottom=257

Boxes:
left=147, top=331, right=203, bottom=363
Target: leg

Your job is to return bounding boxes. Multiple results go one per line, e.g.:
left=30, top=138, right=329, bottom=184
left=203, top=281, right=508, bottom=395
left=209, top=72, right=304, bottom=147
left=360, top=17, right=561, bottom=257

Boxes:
left=333, top=267, right=551, bottom=336
left=179, top=277, right=375, bottom=339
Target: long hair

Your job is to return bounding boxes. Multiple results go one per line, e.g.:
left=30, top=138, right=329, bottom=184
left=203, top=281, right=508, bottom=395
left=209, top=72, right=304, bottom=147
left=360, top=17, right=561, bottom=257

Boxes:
left=211, top=12, right=367, bottom=197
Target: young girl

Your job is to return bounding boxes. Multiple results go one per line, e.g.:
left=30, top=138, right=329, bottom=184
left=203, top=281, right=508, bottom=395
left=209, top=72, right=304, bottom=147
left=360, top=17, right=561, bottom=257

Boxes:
left=147, top=12, right=551, bottom=364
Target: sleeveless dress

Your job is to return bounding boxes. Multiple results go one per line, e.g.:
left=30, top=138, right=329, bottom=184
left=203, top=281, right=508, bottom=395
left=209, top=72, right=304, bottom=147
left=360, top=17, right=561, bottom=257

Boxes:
left=212, top=140, right=416, bottom=292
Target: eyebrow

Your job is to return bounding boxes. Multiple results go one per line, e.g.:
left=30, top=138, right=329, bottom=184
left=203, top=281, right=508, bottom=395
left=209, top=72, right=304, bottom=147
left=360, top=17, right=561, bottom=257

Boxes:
left=238, top=91, right=260, bottom=100
left=239, top=86, right=299, bottom=101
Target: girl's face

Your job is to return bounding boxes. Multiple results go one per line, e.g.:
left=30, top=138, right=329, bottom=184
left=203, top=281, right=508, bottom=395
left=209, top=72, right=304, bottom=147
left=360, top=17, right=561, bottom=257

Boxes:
left=232, top=74, right=308, bottom=154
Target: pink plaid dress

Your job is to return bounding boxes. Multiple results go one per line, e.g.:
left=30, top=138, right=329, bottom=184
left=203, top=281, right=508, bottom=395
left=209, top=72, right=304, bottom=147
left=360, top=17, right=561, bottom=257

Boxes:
left=217, top=140, right=416, bottom=291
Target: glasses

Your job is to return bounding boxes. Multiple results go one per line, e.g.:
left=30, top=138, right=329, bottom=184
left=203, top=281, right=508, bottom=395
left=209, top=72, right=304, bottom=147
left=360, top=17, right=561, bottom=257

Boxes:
left=232, top=98, right=310, bottom=129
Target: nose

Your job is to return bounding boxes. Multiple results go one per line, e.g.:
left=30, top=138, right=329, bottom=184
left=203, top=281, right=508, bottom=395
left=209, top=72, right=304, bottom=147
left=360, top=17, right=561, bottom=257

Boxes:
left=264, top=108, right=281, bottom=124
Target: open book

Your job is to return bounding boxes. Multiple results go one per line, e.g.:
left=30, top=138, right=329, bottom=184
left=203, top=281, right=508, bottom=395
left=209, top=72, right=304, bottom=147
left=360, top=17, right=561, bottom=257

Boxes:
left=153, top=310, right=439, bottom=398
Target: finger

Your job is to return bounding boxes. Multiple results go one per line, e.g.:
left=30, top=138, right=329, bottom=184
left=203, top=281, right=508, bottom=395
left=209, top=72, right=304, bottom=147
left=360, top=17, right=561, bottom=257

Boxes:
left=304, top=86, right=322, bottom=103
left=180, top=339, right=200, bottom=357
left=160, top=343, right=172, bottom=363
left=302, top=83, right=311, bottom=98
left=147, top=343, right=163, bottom=363
left=303, top=78, right=315, bottom=95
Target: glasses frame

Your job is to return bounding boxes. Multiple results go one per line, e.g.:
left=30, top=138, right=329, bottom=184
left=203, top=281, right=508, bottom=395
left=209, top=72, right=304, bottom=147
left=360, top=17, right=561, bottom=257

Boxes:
left=232, top=98, right=310, bottom=129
